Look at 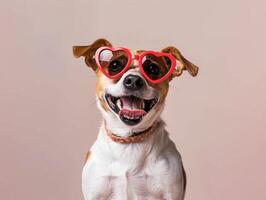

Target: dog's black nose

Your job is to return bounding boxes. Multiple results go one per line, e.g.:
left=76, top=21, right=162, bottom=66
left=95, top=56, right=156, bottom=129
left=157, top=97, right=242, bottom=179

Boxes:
left=123, top=75, right=144, bottom=90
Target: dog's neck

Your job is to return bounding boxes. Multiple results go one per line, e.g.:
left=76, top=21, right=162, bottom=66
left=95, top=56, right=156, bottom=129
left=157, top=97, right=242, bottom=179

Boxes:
left=93, top=119, right=168, bottom=167
left=101, top=110, right=163, bottom=137
left=104, top=121, right=159, bottom=144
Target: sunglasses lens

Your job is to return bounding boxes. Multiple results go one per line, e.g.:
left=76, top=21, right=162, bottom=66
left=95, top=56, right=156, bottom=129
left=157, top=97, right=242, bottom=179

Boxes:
left=141, top=54, right=172, bottom=81
left=98, top=49, right=129, bottom=77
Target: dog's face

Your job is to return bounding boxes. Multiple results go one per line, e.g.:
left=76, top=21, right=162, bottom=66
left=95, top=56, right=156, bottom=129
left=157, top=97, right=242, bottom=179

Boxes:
left=73, top=39, right=198, bottom=136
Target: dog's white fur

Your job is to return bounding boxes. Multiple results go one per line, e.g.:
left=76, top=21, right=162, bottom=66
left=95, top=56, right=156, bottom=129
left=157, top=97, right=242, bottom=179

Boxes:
left=82, top=68, right=186, bottom=199
left=83, top=120, right=185, bottom=200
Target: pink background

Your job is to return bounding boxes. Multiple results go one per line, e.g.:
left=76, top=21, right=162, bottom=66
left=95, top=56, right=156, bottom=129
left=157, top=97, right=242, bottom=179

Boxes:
left=1, top=0, right=266, bottom=199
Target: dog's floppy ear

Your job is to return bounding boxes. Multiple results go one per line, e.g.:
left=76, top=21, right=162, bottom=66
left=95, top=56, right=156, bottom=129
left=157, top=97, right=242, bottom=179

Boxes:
left=161, top=46, right=199, bottom=77
left=73, top=38, right=112, bottom=71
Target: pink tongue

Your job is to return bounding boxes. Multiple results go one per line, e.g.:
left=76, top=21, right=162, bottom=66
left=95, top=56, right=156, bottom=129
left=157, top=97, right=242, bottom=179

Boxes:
left=119, top=109, right=146, bottom=118
left=119, top=96, right=146, bottom=118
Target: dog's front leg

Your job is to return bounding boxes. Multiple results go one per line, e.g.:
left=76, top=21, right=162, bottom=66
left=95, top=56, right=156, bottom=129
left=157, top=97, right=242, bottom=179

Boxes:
left=162, top=190, right=184, bottom=200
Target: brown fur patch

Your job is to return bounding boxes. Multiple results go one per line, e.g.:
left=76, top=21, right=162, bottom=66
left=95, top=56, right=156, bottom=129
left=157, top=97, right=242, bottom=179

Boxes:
left=73, top=38, right=112, bottom=71
left=96, top=71, right=110, bottom=112
left=84, top=151, right=91, bottom=164
left=152, top=81, right=169, bottom=111
left=161, top=46, right=199, bottom=77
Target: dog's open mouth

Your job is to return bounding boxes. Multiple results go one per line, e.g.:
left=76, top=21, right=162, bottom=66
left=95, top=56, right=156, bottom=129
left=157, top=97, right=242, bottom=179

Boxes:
left=105, top=94, right=158, bottom=126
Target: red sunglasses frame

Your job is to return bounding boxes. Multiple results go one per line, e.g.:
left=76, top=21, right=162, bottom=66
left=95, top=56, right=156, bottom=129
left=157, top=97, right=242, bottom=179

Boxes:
left=95, top=47, right=176, bottom=84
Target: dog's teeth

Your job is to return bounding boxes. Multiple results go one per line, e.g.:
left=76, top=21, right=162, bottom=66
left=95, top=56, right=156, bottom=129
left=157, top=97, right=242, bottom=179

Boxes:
left=117, top=99, right=122, bottom=109
left=108, top=96, right=112, bottom=103
left=150, top=101, right=154, bottom=109
left=150, top=99, right=156, bottom=109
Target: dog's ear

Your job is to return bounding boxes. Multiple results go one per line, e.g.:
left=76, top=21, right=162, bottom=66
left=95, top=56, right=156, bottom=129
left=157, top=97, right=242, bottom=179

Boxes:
left=73, top=38, right=112, bottom=71
left=161, top=46, right=199, bottom=77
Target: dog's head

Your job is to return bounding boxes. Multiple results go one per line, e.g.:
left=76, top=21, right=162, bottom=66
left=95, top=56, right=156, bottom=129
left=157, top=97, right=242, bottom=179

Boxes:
left=73, top=39, right=198, bottom=136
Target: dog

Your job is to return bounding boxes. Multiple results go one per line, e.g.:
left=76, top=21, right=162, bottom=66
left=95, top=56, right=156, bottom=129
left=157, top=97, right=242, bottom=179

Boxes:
left=73, top=38, right=198, bottom=200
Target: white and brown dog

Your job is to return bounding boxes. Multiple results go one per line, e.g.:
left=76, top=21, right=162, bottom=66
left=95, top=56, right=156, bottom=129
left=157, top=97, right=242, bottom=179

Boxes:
left=73, top=38, right=198, bottom=200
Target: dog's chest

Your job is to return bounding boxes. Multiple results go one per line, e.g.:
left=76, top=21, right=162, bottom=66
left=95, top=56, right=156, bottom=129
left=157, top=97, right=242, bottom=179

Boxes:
left=82, top=157, right=170, bottom=200
left=81, top=127, right=183, bottom=200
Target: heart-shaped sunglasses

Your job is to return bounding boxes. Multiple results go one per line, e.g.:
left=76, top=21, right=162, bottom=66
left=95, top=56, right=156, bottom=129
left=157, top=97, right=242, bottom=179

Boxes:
left=95, top=47, right=176, bottom=84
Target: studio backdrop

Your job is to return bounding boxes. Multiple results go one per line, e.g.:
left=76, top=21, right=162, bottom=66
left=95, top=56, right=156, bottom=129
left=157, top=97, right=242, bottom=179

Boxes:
left=1, top=0, right=266, bottom=200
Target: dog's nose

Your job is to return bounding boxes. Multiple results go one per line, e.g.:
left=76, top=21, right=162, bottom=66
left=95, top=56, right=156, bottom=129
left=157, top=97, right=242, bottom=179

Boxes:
left=123, top=75, right=144, bottom=90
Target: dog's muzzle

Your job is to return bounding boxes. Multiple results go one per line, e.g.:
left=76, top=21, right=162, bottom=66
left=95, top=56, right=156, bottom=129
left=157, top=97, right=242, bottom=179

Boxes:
left=105, top=93, right=158, bottom=126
